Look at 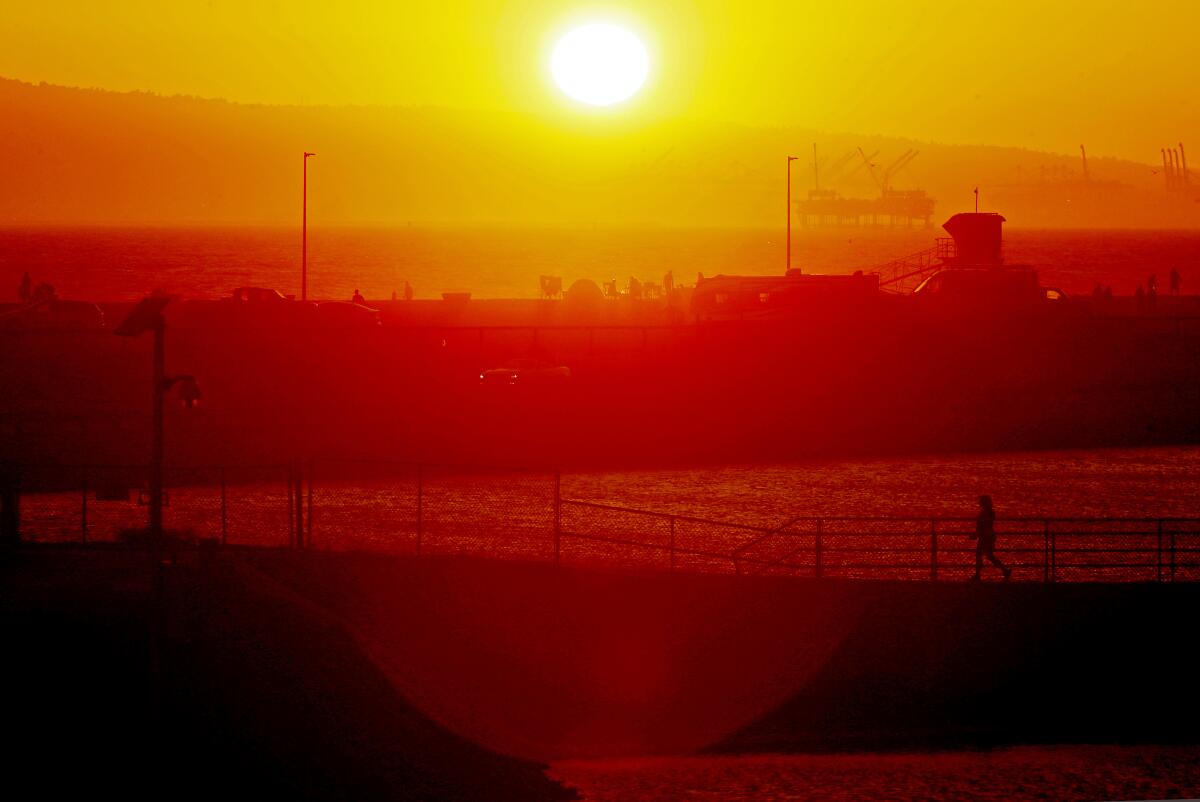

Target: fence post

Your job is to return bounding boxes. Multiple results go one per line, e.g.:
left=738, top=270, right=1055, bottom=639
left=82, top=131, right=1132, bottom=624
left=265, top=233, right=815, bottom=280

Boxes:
left=81, top=468, right=88, bottom=543
left=416, top=464, right=423, bottom=556
left=814, top=520, right=823, bottom=579
left=1157, top=519, right=1164, bottom=583
left=1043, top=520, right=1051, bottom=584
left=306, top=458, right=314, bottom=550
left=0, top=464, right=18, bottom=545
left=553, top=470, right=561, bottom=565
left=286, top=461, right=294, bottom=548
left=930, top=519, right=937, bottom=581
left=1171, top=528, right=1177, bottom=582
left=220, top=467, right=227, bottom=546
left=1050, top=523, right=1057, bottom=583
left=669, top=516, right=676, bottom=572
left=294, top=459, right=304, bottom=549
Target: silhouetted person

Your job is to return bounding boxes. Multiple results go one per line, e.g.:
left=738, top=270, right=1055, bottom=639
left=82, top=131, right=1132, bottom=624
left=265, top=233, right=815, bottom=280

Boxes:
left=663, top=270, right=675, bottom=294
left=1170, top=267, right=1181, bottom=296
left=352, top=288, right=366, bottom=305
left=1147, top=273, right=1158, bottom=294
left=391, top=289, right=398, bottom=302
left=971, top=495, right=1010, bottom=581
left=404, top=281, right=413, bottom=302
left=1147, top=281, right=1157, bottom=311
left=18, top=272, right=31, bottom=302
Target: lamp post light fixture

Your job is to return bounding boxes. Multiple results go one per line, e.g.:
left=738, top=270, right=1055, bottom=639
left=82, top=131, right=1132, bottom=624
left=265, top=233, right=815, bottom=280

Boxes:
left=787, top=155, right=798, bottom=274
left=302, top=152, right=315, bottom=301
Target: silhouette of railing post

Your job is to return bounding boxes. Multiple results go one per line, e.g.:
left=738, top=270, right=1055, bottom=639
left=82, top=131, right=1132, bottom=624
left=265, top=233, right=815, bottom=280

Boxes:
left=416, top=464, right=423, bottom=556
left=1043, top=520, right=1051, bottom=583
left=1050, top=523, right=1057, bottom=583
left=286, top=462, right=294, bottom=547
left=0, top=464, right=18, bottom=545
left=814, top=520, right=824, bottom=578
left=219, top=467, right=227, bottom=546
left=80, top=468, right=88, bottom=543
left=294, top=460, right=305, bottom=549
left=1157, top=519, right=1164, bottom=582
left=669, top=516, right=676, bottom=572
left=306, top=458, right=314, bottom=549
left=1170, top=526, right=1177, bottom=582
left=553, top=470, right=561, bottom=565
left=929, top=519, right=938, bottom=581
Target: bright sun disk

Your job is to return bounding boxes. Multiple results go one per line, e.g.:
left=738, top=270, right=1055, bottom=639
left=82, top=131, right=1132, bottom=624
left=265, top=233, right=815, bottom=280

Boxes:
left=551, top=23, right=649, bottom=107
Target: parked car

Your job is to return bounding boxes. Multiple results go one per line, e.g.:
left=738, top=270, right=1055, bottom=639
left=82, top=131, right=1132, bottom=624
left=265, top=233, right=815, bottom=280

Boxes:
left=0, top=300, right=106, bottom=329
left=315, top=301, right=381, bottom=329
left=229, top=286, right=290, bottom=303
left=480, top=358, right=571, bottom=386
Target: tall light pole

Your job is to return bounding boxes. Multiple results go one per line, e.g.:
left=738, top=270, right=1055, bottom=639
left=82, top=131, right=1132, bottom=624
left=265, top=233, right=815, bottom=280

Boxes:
left=302, top=152, right=315, bottom=301
left=787, top=156, right=798, bottom=273
left=113, top=297, right=200, bottom=543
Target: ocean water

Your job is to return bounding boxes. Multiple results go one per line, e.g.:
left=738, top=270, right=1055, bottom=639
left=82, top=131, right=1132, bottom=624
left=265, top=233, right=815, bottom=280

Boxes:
left=550, top=746, right=1200, bottom=802
left=562, top=445, right=1200, bottom=524
left=1, top=225, right=1198, bottom=302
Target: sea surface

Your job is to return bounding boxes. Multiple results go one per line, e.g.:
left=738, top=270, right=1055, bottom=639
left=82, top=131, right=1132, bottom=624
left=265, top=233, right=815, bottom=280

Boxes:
left=550, top=746, right=1200, bottom=802
left=1, top=225, right=1199, bottom=302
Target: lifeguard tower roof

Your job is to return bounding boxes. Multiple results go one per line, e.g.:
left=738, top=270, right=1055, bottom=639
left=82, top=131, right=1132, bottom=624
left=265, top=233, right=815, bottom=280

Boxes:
left=942, top=212, right=1006, bottom=266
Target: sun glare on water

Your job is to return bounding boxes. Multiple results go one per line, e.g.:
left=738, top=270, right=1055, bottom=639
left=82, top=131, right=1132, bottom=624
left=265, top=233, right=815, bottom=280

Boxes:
left=551, top=23, right=649, bottom=106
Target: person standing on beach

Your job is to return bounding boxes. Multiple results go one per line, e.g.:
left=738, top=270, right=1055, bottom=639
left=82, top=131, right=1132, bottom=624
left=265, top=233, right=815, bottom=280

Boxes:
left=971, top=495, right=1011, bottom=581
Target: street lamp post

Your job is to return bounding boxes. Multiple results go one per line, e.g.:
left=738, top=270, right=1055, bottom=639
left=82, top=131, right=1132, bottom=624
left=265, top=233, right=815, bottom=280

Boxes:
left=787, top=156, right=798, bottom=273
left=302, top=152, right=315, bottom=301
left=114, top=297, right=201, bottom=544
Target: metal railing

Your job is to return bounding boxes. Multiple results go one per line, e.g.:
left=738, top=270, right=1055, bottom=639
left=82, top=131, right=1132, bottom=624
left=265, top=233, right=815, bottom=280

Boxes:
left=6, top=462, right=1200, bottom=582
left=556, top=500, right=1200, bottom=582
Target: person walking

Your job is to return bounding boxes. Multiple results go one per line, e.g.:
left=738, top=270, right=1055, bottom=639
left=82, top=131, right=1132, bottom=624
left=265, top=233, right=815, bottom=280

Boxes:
left=971, top=495, right=1011, bottom=581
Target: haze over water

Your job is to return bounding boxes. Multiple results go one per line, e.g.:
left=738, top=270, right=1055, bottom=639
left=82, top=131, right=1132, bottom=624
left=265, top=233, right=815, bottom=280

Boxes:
left=2, top=226, right=1199, bottom=302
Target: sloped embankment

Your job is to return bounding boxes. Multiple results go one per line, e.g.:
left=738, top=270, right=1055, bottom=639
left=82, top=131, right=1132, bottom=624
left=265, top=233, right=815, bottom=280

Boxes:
left=712, top=580, right=1200, bottom=752
left=0, top=546, right=576, bottom=801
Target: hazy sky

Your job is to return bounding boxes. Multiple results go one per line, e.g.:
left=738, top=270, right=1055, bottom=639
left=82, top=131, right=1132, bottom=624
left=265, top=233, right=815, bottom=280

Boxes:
left=1, top=0, right=1196, bottom=161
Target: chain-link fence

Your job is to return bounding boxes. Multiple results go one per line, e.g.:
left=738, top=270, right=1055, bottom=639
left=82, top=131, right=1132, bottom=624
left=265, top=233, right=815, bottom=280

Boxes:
left=6, top=462, right=1200, bottom=582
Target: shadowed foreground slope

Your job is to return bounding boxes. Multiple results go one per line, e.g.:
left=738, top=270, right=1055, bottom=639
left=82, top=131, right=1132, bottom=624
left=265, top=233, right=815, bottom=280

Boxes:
left=712, top=580, right=1200, bottom=753
left=0, top=547, right=575, bottom=802
left=245, top=552, right=1200, bottom=759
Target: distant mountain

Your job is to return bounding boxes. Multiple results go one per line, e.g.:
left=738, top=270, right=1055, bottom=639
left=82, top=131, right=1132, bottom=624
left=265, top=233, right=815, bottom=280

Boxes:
left=1, top=76, right=1196, bottom=228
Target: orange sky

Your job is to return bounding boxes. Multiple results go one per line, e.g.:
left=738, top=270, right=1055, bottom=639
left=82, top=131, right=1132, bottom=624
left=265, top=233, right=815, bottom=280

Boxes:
left=2, top=1, right=1197, bottom=162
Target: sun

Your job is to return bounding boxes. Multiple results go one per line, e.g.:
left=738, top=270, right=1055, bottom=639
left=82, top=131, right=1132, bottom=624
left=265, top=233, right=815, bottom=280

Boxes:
left=551, top=23, right=649, bottom=107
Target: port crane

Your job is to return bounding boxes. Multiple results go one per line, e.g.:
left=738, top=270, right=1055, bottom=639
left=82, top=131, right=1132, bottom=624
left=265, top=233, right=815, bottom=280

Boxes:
left=857, top=148, right=921, bottom=195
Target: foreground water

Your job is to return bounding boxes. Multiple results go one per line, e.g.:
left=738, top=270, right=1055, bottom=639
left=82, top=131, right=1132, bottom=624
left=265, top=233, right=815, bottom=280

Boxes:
left=2, top=226, right=1198, bottom=302
left=550, top=746, right=1200, bottom=802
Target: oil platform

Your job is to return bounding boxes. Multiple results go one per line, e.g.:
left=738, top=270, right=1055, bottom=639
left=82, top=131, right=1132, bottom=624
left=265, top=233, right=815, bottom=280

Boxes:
left=795, top=145, right=935, bottom=228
